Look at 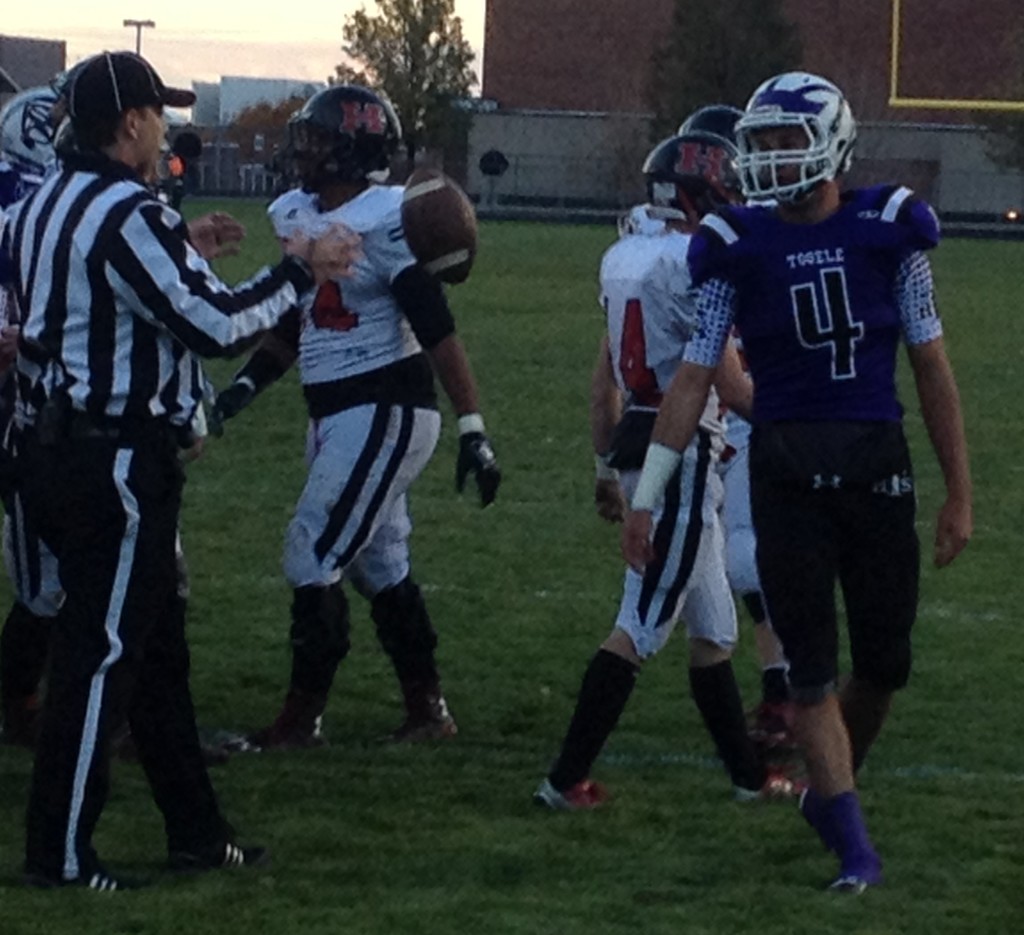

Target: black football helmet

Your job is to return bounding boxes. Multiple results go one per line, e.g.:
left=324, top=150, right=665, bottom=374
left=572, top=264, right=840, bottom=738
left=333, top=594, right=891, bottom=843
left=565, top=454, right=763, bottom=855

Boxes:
left=287, top=84, right=402, bottom=190
left=677, top=104, right=743, bottom=142
left=642, top=128, right=741, bottom=223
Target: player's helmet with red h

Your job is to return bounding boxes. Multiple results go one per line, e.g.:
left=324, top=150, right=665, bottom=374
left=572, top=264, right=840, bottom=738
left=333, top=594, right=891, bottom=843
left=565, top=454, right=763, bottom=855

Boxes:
left=642, top=119, right=741, bottom=224
left=677, top=104, right=743, bottom=143
left=288, top=84, right=402, bottom=190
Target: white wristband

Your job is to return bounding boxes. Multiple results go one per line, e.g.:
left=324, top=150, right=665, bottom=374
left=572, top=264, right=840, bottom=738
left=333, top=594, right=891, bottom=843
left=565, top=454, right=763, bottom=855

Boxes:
left=594, top=452, right=619, bottom=482
left=236, top=376, right=257, bottom=393
left=458, top=413, right=485, bottom=435
left=631, top=443, right=682, bottom=511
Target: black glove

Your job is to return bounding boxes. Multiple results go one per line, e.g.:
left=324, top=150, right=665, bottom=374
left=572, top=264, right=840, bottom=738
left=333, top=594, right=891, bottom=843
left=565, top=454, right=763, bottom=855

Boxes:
left=209, top=379, right=256, bottom=437
left=456, top=431, right=501, bottom=507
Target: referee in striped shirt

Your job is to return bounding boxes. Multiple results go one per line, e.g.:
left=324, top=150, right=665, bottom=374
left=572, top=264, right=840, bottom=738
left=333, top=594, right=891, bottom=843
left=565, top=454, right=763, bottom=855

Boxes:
left=3, top=50, right=356, bottom=890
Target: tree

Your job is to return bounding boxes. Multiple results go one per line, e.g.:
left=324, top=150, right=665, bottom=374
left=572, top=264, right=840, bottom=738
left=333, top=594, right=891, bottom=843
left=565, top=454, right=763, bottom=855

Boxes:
left=334, top=0, right=476, bottom=164
left=227, top=95, right=308, bottom=162
left=978, top=51, right=1024, bottom=172
left=647, top=0, right=803, bottom=139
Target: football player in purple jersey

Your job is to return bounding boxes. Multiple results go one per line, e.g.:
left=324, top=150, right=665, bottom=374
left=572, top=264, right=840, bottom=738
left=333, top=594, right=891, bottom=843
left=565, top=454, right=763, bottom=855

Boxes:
left=623, top=72, right=971, bottom=892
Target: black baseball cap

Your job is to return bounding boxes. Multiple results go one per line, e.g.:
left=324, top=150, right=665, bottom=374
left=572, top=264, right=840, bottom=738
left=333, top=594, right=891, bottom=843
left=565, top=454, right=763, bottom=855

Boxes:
left=68, top=51, right=196, bottom=126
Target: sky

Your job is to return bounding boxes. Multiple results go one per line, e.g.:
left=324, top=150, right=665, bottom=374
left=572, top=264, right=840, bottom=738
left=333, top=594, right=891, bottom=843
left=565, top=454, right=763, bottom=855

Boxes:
left=3, top=2, right=486, bottom=90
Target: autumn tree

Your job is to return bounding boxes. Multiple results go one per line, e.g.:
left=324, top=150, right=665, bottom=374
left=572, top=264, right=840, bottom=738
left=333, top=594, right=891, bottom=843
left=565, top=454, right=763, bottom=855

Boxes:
left=334, top=0, right=476, bottom=163
left=227, top=94, right=309, bottom=162
left=647, top=0, right=803, bottom=139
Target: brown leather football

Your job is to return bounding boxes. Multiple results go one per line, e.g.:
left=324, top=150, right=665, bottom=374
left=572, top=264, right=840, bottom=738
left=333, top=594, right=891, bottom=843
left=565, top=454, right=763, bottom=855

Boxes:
left=401, top=169, right=478, bottom=284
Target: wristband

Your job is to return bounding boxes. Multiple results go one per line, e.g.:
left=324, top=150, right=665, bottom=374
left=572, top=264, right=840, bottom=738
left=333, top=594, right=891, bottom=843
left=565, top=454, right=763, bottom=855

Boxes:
left=594, top=452, right=619, bottom=482
left=458, top=413, right=485, bottom=435
left=631, top=443, right=682, bottom=511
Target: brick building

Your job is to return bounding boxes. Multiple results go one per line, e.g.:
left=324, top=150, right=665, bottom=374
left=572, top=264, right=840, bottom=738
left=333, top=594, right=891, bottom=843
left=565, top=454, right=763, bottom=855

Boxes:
left=469, top=0, right=1023, bottom=217
left=482, top=0, right=1021, bottom=122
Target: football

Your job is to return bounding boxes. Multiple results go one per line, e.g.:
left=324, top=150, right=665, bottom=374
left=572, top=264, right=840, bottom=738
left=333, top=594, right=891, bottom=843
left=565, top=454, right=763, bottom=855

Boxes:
left=401, top=169, right=478, bottom=284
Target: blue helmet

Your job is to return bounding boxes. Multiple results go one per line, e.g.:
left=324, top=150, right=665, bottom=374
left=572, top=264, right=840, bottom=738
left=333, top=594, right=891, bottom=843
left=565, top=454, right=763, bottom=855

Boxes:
left=0, top=86, right=59, bottom=177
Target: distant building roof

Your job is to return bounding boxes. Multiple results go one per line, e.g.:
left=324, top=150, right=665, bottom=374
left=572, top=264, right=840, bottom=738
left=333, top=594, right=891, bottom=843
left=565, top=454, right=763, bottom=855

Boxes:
left=0, top=35, right=65, bottom=91
left=0, top=63, right=18, bottom=94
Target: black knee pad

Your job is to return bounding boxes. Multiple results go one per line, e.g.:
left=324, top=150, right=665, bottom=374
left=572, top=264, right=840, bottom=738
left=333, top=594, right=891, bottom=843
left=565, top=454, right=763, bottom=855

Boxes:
left=290, top=584, right=351, bottom=670
left=371, top=578, right=437, bottom=677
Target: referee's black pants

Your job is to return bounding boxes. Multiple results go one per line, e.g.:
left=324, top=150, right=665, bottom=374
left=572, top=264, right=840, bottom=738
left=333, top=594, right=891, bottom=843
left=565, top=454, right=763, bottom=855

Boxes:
left=19, top=424, right=228, bottom=881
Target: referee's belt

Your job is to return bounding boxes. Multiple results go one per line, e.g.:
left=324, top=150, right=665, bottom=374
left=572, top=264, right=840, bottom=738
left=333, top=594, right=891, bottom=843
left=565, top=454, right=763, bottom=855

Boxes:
left=66, top=411, right=181, bottom=448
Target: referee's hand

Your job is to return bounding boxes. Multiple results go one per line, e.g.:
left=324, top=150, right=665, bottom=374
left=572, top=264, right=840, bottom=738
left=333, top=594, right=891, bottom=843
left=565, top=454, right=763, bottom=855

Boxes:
left=284, top=225, right=362, bottom=284
left=188, top=212, right=246, bottom=261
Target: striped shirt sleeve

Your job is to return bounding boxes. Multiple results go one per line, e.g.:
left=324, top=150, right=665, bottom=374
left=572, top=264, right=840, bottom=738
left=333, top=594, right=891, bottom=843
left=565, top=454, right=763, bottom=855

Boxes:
left=896, top=251, right=943, bottom=346
left=105, top=200, right=313, bottom=358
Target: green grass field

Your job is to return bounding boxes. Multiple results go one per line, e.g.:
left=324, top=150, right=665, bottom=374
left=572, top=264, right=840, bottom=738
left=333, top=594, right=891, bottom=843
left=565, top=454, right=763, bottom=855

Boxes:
left=1, top=200, right=1022, bottom=934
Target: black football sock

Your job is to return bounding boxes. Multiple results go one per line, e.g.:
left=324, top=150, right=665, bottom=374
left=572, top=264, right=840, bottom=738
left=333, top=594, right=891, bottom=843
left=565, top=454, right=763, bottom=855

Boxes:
left=548, top=649, right=639, bottom=792
left=761, top=666, right=790, bottom=705
left=689, top=660, right=765, bottom=791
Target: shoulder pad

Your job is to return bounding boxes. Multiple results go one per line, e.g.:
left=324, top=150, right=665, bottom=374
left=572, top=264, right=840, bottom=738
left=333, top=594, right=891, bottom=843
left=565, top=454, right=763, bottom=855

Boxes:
left=688, top=207, right=750, bottom=286
left=267, top=188, right=316, bottom=240
left=862, top=185, right=940, bottom=250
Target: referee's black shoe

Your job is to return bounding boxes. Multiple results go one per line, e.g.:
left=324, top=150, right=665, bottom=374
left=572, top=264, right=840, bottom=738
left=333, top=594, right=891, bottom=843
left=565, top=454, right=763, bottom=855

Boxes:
left=168, top=841, right=269, bottom=874
left=23, top=864, right=143, bottom=891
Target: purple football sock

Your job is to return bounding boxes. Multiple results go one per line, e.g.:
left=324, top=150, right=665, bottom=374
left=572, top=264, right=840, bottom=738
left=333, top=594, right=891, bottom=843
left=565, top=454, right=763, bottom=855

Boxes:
left=799, top=787, right=839, bottom=853
left=827, top=791, right=882, bottom=884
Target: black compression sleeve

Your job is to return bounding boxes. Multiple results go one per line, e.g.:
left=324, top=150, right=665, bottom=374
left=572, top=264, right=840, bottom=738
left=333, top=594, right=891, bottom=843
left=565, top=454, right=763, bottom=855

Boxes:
left=234, top=308, right=300, bottom=391
left=390, top=264, right=456, bottom=350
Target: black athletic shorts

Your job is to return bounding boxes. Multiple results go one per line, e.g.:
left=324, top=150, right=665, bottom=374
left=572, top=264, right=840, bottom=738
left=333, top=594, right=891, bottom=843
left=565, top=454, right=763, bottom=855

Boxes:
left=749, top=421, right=920, bottom=702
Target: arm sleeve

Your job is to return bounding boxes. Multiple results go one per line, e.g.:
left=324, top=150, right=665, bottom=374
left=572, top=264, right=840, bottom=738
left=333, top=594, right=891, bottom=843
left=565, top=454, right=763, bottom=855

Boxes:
left=106, top=200, right=314, bottom=358
left=682, top=278, right=737, bottom=368
left=390, top=263, right=456, bottom=350
left=896, top=251, right=944, bottom=346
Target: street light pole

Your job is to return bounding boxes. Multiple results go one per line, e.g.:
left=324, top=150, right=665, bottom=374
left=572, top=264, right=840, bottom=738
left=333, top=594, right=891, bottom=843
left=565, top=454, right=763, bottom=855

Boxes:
left=122, top=19, right=156, bottom=55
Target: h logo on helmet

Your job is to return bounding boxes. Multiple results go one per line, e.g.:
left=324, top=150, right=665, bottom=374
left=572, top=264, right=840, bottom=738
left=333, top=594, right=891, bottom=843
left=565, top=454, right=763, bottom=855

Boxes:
left=340, top=101, right=386, bottom=135
left=674, top=141, right=726, bottom=181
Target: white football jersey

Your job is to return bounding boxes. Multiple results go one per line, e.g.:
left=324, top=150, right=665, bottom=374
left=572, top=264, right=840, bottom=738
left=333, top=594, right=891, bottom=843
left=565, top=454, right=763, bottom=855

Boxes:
left=268, top=185, right=421, bottom=386
left=599, top=206, right=720, bottom=431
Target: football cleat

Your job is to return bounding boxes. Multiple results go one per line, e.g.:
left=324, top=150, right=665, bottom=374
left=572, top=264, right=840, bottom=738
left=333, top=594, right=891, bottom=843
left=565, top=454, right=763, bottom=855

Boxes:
left=388, top=690, right=458, bottom=743
left=734, top=767, right=805, bottom=803
left=168, top=841, right=269, bottom=873
left=829, top=855, right=883, bottom=894
left=23, top=864, right=141, bottom=891
left=247, top=690, right=328, bottom=751
left=533, top=777, right=609, bottom=811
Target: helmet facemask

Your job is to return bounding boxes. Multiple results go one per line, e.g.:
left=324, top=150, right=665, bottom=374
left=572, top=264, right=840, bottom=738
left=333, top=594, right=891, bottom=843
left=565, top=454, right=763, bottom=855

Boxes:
left=734, top=72, right=856, bottom=204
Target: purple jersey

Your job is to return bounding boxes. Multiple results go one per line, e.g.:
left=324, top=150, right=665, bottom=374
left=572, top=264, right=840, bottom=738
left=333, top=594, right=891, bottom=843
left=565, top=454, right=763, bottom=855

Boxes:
left=686, top=185, right=941, bottom=423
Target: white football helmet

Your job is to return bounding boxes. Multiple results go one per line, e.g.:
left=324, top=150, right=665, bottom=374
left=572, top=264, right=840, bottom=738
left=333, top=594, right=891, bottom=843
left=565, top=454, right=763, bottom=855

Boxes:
left=0, top=86, right=59, bottom=177
left=734, top=72, right=856, bottom=204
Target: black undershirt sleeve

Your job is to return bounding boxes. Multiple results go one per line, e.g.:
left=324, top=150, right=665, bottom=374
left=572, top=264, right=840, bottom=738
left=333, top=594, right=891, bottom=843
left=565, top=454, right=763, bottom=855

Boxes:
left=390, top=264, right=456, bottom=350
